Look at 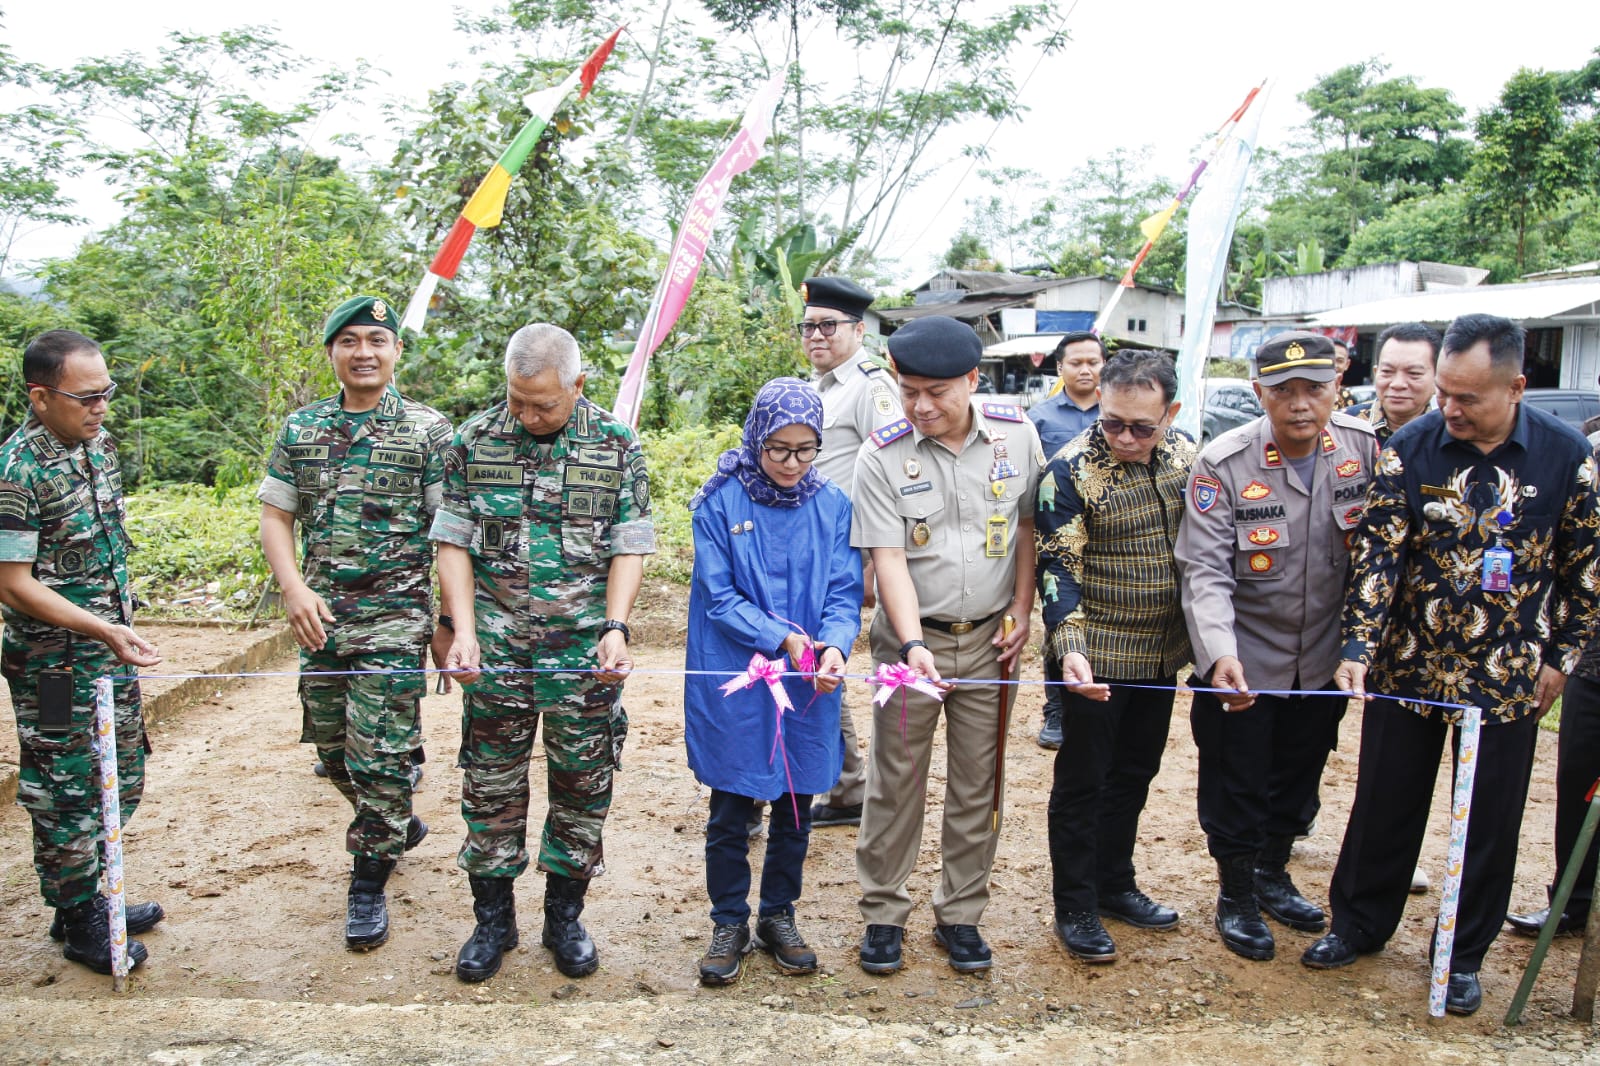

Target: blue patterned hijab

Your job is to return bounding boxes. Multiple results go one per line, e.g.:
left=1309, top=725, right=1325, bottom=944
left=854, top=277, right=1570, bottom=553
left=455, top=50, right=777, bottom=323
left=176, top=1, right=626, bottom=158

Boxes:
left=691, top=377, right=825, bottom=510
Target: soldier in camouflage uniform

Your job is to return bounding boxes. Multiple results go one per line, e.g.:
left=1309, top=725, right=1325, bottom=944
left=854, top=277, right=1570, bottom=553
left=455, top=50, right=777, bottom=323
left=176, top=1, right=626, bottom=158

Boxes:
left=0, top=330, right=164, bottom=974
left=258, top=295, right=452, bottom=950
left=432, top=323, right=654, bottom=984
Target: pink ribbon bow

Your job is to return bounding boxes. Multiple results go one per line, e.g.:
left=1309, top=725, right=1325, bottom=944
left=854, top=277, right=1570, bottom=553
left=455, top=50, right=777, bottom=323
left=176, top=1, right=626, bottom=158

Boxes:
left=871, top=661, right=945, bottom=706
left=721, top=653, right=800, bottom=827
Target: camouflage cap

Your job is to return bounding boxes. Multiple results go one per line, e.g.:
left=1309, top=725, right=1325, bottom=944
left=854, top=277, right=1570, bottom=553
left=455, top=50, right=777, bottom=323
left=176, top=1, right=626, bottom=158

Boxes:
left=322, top=295, right=399, bottom=346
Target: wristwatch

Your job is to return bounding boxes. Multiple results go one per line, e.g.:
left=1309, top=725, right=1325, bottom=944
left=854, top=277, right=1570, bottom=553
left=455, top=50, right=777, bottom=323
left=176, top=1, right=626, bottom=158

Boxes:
left=436, top=614, right=454, bottom=631
left=599, top=619, right=631, bottom=644
left=898, top=639, right=929, bottom=663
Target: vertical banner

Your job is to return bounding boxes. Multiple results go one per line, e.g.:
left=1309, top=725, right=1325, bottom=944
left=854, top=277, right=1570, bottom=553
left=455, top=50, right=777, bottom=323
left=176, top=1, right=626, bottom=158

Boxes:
left=1173, top=88, right=1269, bottom=441
left=1429, top=704, right=1482, bottom=1018
left=94, top=676, right=130, bottom=990
left=611, top=70, right=787, bottom=428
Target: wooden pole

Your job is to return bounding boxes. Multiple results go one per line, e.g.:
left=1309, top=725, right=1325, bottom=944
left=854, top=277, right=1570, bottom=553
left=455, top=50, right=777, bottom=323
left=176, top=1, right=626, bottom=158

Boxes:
left=1505, top=778, right=1600, bottom=1025
left=990, top=615, right=1017, bottom=833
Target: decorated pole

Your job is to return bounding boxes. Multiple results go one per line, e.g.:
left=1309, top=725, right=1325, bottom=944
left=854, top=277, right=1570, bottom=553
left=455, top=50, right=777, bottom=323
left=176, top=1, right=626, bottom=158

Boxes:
left=1429, top=704, right=1482, bottom=1019
left=93, top=676, right=130, bottom=990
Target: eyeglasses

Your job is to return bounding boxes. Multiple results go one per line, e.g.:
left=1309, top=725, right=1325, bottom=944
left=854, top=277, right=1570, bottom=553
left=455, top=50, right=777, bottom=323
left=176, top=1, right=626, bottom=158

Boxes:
left=796, top=318, right=858, bottom=339
left=761, top=443, right=822, bottom=464
left=29, top=381, right=118, bottom=405
left=1099, top=417, right=1162, bottom=440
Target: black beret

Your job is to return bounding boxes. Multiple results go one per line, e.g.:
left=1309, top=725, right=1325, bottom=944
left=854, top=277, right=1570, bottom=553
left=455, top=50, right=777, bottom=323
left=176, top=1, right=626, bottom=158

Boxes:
left=887, top=316, right=983, bottom=379
left=801, top=276, right=873, bottom=319
left=322, top=295, right=399, bottom=346
left=1254, top=331, right=1336, bottom=385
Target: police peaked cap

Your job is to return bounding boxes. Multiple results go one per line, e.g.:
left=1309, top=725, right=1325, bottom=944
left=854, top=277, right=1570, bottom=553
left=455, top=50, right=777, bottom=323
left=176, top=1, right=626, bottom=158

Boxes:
left=887, top=316, right=984, bottom=379
left=801, top=276, right=874, bottom=319
left=322, top=295, right=399, bottom=346
left=1254, top=331, right=1337, bottom=385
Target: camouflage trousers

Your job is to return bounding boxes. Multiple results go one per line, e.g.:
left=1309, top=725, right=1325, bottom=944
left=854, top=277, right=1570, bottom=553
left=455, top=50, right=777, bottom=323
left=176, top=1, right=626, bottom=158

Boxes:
left=457, top=679, right=627, bottom=881
left=4, top=652, right=145, bottom=909
left=299, top=644, right=423, bottom=860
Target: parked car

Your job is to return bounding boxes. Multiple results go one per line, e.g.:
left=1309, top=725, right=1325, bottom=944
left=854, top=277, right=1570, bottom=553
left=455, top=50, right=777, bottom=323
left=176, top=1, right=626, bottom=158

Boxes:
left=1202, top=378, right=1263, bottom=444
left=1345, top=384, right=1376, bottom=410
left=1521, top=388, right=1600, bottom=433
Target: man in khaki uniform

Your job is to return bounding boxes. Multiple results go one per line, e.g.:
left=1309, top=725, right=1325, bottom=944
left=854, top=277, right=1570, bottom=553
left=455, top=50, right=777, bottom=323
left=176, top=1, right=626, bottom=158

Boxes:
left=1175, top=332, right=1378, bottom=963
left=801, top=276, right=902, bottom=829
left=850, top=315, right=1041, bottom=975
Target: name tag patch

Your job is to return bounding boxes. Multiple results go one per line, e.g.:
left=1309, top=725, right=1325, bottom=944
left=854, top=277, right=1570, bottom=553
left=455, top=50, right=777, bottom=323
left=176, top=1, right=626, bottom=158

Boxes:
left=468, top=463, right=523, bottom=485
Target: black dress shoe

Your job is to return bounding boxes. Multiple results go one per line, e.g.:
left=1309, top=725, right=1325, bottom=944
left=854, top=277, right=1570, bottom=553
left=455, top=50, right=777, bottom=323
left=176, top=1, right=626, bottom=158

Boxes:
left=1506, top=906, right=1586, bottom=937
left=1446, top=971, right=1482, bottom=1016
left=1301, top=932, right=1362, bottom=969
left=810, top=803, right=862, bottom=827
left=933, top=924, right=992, bottom=973
left=1099, top=889, right=1179, bottom=930
left=1055, top=911, right=1117, bottom=963
left=1255, top=869, right=1327, bottom=932
left=860, top=924, right=903, bottom=974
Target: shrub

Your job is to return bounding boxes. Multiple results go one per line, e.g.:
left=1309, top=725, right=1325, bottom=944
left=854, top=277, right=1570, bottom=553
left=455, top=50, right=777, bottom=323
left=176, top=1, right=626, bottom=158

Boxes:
left=642, top=423, right=742, bottom=583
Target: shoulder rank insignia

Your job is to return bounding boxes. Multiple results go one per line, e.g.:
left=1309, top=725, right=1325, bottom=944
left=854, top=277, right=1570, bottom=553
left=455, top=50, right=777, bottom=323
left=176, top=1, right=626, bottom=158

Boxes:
left=981, top=402, right=1024, bottom=423
left=1190, top=474, right=1221, bottom=513
left=858, top=354, right=892, bottom=375
left=1263, top=442, right=1282, bottom=467
left=870, top=419, right=913, bottom=448
left=1321, top=430, right=1337, bottom=453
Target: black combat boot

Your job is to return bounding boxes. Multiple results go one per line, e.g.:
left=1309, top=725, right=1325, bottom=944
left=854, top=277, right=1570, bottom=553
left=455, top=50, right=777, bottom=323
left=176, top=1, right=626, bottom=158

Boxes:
left=50, top=893, right=164, bottom=941
left=1216, top=855, right=1275, bottom=961
left=60, top=895, right=149, bottom=974
left=456, top=876, right=519, bottom=983
left=542, top=873, right=599, bottom=978
left=345, top=855, right=396, bottom=950
left=1255, top=836, right=1327, bottom=932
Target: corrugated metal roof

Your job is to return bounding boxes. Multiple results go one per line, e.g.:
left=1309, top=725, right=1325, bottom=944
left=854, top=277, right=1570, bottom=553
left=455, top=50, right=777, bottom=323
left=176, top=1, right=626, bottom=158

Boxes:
left=1309, top=279, right=1600, bottom=328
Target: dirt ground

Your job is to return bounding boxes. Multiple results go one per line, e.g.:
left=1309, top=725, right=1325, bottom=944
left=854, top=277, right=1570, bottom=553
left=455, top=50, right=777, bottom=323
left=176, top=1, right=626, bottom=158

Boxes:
left=0, top=583, right=1597, bottom=1063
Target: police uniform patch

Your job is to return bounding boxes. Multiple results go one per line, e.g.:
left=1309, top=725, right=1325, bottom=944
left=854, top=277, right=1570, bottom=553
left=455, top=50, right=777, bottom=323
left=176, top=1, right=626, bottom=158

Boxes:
left=873, top=387, right=894, bottom=415
left=1241, top=481, right=1271, bottom=501
left=1247, top=526, right=1279, bottom=546
left=1344, top=505, right=1363, bottom=525
left=870, top=419, right=913, bottom=448
left=1190, top=475, right=1221, bottom=513
left=981, top=402, right=1024, bottom=422
left=1336, top=458, right=1361, bottom=478
left=1248, top=552, right=1273, bottom=573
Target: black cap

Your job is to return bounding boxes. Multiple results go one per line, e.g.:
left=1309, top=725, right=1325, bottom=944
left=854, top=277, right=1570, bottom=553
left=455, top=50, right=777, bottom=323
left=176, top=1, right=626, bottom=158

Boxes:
left=887, top=317, right=983, bottom=379
left=801, top=276, right=873, bottom=319
left=1254, top=331, right=1337, bottom=385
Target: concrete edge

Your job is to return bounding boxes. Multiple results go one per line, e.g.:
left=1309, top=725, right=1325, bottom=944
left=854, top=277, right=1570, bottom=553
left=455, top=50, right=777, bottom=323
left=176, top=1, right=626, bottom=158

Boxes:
left=0, top=624, right=295, bottom=807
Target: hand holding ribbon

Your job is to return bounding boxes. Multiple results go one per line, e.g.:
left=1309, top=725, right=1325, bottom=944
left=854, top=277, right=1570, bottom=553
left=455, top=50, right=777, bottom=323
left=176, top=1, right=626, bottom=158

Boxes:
left=871, top=662, right=946, bottom=706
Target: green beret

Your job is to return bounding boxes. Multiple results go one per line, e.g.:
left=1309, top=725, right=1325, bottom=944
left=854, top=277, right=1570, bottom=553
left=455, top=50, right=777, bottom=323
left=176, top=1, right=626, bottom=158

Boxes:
left=322, top=295, right=399, bottom=346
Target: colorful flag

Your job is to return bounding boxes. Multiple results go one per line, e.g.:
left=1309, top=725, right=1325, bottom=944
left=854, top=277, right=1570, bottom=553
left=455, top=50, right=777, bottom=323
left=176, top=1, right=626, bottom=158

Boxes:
left=611, top=70, right=787, bottom=428
left=399, top=25, right=625, bottom=333
left=1173, top=85, right=1269, bottom=440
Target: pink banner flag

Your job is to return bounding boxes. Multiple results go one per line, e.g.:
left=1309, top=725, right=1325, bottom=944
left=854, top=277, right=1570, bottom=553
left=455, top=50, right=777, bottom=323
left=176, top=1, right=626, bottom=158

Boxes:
left=611, top=70, right=786, bottom=427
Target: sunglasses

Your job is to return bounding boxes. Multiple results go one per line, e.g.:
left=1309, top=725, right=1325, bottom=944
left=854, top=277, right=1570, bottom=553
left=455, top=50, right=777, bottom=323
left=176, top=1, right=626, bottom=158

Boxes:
left=1099, top=417, right=1162, bottom=440
left=30, top=381, right=119, bottom=405
left=795, top=318, right=859, bottom=339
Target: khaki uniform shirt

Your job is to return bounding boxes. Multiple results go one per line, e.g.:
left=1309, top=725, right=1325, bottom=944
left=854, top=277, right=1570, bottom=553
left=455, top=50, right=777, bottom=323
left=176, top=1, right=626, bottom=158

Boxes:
left=851, top=401, right=1042, bottom=622
left=814, top=350, right=900, bottom=492
left=1175, top=411, right=1378, bottom=689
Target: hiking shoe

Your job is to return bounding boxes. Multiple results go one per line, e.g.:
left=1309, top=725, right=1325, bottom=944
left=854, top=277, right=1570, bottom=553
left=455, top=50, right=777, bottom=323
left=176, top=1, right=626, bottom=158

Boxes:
left=754, top=913, right=817, bottom=974
left=859, top=923, right=903, bottom=974
left=1037, top=704, right=1063, bottom=749
left=699, top=922, right=751, bottom=986
left=932, top=923, right=992, bottom=973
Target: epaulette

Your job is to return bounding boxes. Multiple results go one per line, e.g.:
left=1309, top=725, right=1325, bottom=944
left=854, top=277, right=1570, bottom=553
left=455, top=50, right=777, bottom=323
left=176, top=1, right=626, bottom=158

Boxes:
left=1202, top=425, right=1253, bottom=462
left=857, top=354, right=892, bottom=376
left=982, top=402, right=1024, bottom=423
left=1328, top=410, right=1378, bottom=437
left=870, top=419, right=913, bottom=448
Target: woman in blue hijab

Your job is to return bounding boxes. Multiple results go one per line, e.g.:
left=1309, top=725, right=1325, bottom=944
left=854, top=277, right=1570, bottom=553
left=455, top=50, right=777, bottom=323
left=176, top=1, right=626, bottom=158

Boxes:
left=684, top=377, right=863, bottom=986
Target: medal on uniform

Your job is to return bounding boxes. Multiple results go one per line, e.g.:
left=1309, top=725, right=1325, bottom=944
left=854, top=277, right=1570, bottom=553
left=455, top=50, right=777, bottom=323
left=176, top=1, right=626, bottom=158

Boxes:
left=911, top=520, right=931, bottom=547
left=903, top=458, right=921, bottom=480
left=989, top=442, right=1019, bottom=482
left=985, top=513, right=1008, bottom=557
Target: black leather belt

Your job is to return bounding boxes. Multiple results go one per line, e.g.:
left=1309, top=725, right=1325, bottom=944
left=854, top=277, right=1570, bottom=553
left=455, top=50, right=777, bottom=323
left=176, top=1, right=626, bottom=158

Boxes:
left=921, top=609, right=1004, bottom=636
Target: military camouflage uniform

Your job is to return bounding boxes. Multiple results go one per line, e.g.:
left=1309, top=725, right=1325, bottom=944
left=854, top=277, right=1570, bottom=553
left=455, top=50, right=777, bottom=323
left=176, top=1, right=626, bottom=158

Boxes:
left=0, top=417, right=143, bottom=909
left=258, top=386, right=451, bottom=859
left=428, top=396, right=654, bottom=880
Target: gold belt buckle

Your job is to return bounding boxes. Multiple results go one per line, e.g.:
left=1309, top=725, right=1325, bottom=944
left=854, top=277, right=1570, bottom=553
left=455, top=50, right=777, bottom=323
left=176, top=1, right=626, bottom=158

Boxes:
left=949, top=621, right=974, bottom=635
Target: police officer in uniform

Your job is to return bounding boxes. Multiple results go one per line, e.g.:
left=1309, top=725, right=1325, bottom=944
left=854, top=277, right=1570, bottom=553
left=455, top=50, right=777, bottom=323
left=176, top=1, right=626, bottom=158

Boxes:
left=0, top=329, right=164, bottom=973
left=434, top=323, right=654, bottom=984
left=1175, top=332, right=1378, bottom=962
left=259, top=295, right=452, bottom=949
left=801, top=276, right=902, bottom=829
left=850, top=315, right=1042, bottom=975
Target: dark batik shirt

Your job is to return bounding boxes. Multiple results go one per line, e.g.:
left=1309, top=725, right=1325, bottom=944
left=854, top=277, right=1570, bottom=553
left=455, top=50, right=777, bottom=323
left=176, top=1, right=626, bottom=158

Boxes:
left=1342, top=404, right=1600, bottom=723
left=1036, top=424, right=1196, bottom=679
